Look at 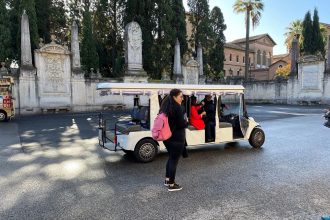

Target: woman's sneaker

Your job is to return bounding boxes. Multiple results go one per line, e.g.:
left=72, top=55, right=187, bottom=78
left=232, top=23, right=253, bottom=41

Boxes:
left=164, top=179, right=169, bottom=186
left=168, top=183, right=182, bottom=191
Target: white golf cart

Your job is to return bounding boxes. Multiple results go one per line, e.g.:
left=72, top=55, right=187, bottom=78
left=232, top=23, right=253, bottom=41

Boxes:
left=97, top=83, right=265, bottom=162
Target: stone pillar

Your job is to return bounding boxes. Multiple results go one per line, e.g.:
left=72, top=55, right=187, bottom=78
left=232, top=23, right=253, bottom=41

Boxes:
left=197, top=43, right=205, bottom=84
left=123, top=21, right=147, bottom=83
left=173, top=38, right=182, bottom=75
left=71, top=21, right=82, bottom=74
left=327, top=35, right=330, bottom=73
left=20, top=10, right=33, bottom=69
left=173, top=38, right=183, bottom=83
left=19, top=10, right=38, bottom=113
left=290, top=38, right=298, bottom=77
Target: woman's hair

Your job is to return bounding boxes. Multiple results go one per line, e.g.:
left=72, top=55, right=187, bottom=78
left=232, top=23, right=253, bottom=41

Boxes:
left=159, top=89, right=182, bottom=115
left=190, top=95, right=197, bottom=105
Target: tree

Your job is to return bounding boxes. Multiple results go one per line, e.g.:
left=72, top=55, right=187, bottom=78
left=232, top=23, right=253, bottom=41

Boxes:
left=8, top=0, right=20, bottom=60
left=35, top=0, right=51, bottom=43
left=312, top=8, right=325, bottom=56
left=0, top=0, right=13, bottom=62
left=81, top=2, right=99, bottom=75
left=171, top=0, right=188, bottom=56
left=153, top=0, right=176, bottom=79
left=275, top=63, right=291, bottom=79
left=108, top=0, right=125, bottom=76
left=19, top=0, right=39, bottom=51
left=67, top=0, right=84, bottom=26
left=301, top=11, right=313, bottom=54
left=208, top=6, right=226, bottom=80
left=233, top=0, right=264, bottom=81
left=49, top=0, right=68, bottom=44
left=187, top=0, right=211, bottom=52
left=93, top=0, right=111, bottom=75
left=284, top=20, right=302, bottom=51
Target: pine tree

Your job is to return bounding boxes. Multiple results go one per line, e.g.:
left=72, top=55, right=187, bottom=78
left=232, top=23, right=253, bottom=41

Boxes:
left=94, top=0, right=111, bottom=75
left=49, top=0, right=68, bottom=44
left=171, top=0, right=188, bottom=56
left=187, top=0, right=211, bottom=52
left=302, top=11, right=313, bottom=54
left=108, top=0, right=125, bottom=76
left=8, top=0, right=20, bottom=60
left=208, top=6, right=226, bottom=80
left=312, top=8, right=325, bottom=56
left=35, top=0, right=51, bottom=43
left=0, top=0, right=13, bottom=62
left=81, top=2, right=99, bottom=75
left=19, top=0, right=39, bottom=50
left=67, top=0, right=84, bottom=26
left=188, top=0, right=212, bottom=77
left=153, top=0, right=176, bottom=79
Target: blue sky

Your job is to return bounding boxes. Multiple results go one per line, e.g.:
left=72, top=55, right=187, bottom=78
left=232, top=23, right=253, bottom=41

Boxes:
left=183, top=0, right=330, bottom=55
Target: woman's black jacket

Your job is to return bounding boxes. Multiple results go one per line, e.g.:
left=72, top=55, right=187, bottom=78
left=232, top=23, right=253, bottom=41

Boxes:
left=167, top=103, right=187, bottom=143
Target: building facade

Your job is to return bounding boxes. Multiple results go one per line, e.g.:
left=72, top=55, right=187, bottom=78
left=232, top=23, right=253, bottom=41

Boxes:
left=224, top=34, right=276, bottom=80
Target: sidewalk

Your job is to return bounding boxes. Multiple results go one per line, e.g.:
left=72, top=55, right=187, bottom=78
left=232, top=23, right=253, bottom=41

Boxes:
left=0, top=122, right=22, bottom=157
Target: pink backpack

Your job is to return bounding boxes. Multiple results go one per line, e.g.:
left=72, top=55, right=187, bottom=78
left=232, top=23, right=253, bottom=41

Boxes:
left=152, top=113, right=172, bottom=141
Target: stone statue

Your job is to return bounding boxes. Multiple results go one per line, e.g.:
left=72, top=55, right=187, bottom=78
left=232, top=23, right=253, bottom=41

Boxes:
left=124, top=21, right=147, bottom=82
left=125, top=22, right=143, bottom=70
left=0, top=62, right=8, bottom=77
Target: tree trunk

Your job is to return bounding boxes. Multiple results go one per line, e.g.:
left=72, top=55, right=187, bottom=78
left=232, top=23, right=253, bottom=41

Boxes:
left=244, top=9, right=250, bottom=81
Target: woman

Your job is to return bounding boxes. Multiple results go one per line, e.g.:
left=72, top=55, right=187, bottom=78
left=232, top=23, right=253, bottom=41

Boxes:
left=189, top=96, right=206, bottom=130
left=159, top=89, right=187, bottom=191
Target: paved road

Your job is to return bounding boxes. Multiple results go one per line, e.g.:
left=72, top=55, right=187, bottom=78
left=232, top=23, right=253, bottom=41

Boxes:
left=0, top=105, right=330, bottom=219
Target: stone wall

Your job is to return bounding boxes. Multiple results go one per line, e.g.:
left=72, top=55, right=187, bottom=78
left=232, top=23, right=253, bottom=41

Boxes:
left=244, top=80, right=287, bottom=104
left=12, top=45, right=330, bottom=116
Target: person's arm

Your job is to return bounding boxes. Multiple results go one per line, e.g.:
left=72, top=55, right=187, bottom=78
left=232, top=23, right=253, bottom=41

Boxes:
left=191, top=106, right=204, bottom=120
left=175, top=104, right=188, bottom=129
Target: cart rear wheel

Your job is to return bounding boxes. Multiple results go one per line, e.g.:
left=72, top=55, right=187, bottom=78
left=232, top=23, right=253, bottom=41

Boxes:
left=0, top=111, right=7, bottom=122
left=134, top=139, right=158, bottom=163
left=249, top=128, right=265, bottom=148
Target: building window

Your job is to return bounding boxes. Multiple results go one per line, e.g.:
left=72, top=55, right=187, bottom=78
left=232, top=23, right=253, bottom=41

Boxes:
left=262, top=51, right=266, bottom=66
left=229, top=54, right=232, bottom=61
left=229, top=69, right=233, bottom=75
left=243, top=56, right=245, bottom=63
left=257, top=50, right=261, bottom=65
left=236, top=55, right=239, bottom=62
left=237, top=70, right=240, bottom=76
left=268, top=52, right=272, bottom=66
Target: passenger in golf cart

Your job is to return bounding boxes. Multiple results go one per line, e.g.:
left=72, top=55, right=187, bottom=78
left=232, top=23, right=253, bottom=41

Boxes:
left=188, top=96, right=205, bottom=130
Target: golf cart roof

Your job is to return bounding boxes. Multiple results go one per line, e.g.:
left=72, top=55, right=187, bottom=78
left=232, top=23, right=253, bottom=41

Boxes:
left=97, top=83, right=245, bottom=96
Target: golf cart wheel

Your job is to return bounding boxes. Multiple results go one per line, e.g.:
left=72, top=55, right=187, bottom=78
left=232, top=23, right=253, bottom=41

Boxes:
left=134, top=139, right=158, bottom=163
left=0, top=111, right=8, bottom=122
left=249, top=128, right=265, bottom=149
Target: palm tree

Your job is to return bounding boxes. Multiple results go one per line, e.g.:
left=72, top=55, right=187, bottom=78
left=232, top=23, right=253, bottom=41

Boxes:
left=284, top=20, right=302, bottom=51
left=233, top=0, right=264, bottom=81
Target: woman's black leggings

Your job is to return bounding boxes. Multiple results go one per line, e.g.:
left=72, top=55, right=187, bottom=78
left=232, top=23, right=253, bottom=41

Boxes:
left=164, top=140, right=185, bottom=184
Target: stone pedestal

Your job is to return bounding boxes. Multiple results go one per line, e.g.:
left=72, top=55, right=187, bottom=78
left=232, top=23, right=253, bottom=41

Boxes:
left=182, top=59, right=199, bottom=84
left=34, top=41, right=72, bottom=109
left=287, top=55, right=326, bottom=104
